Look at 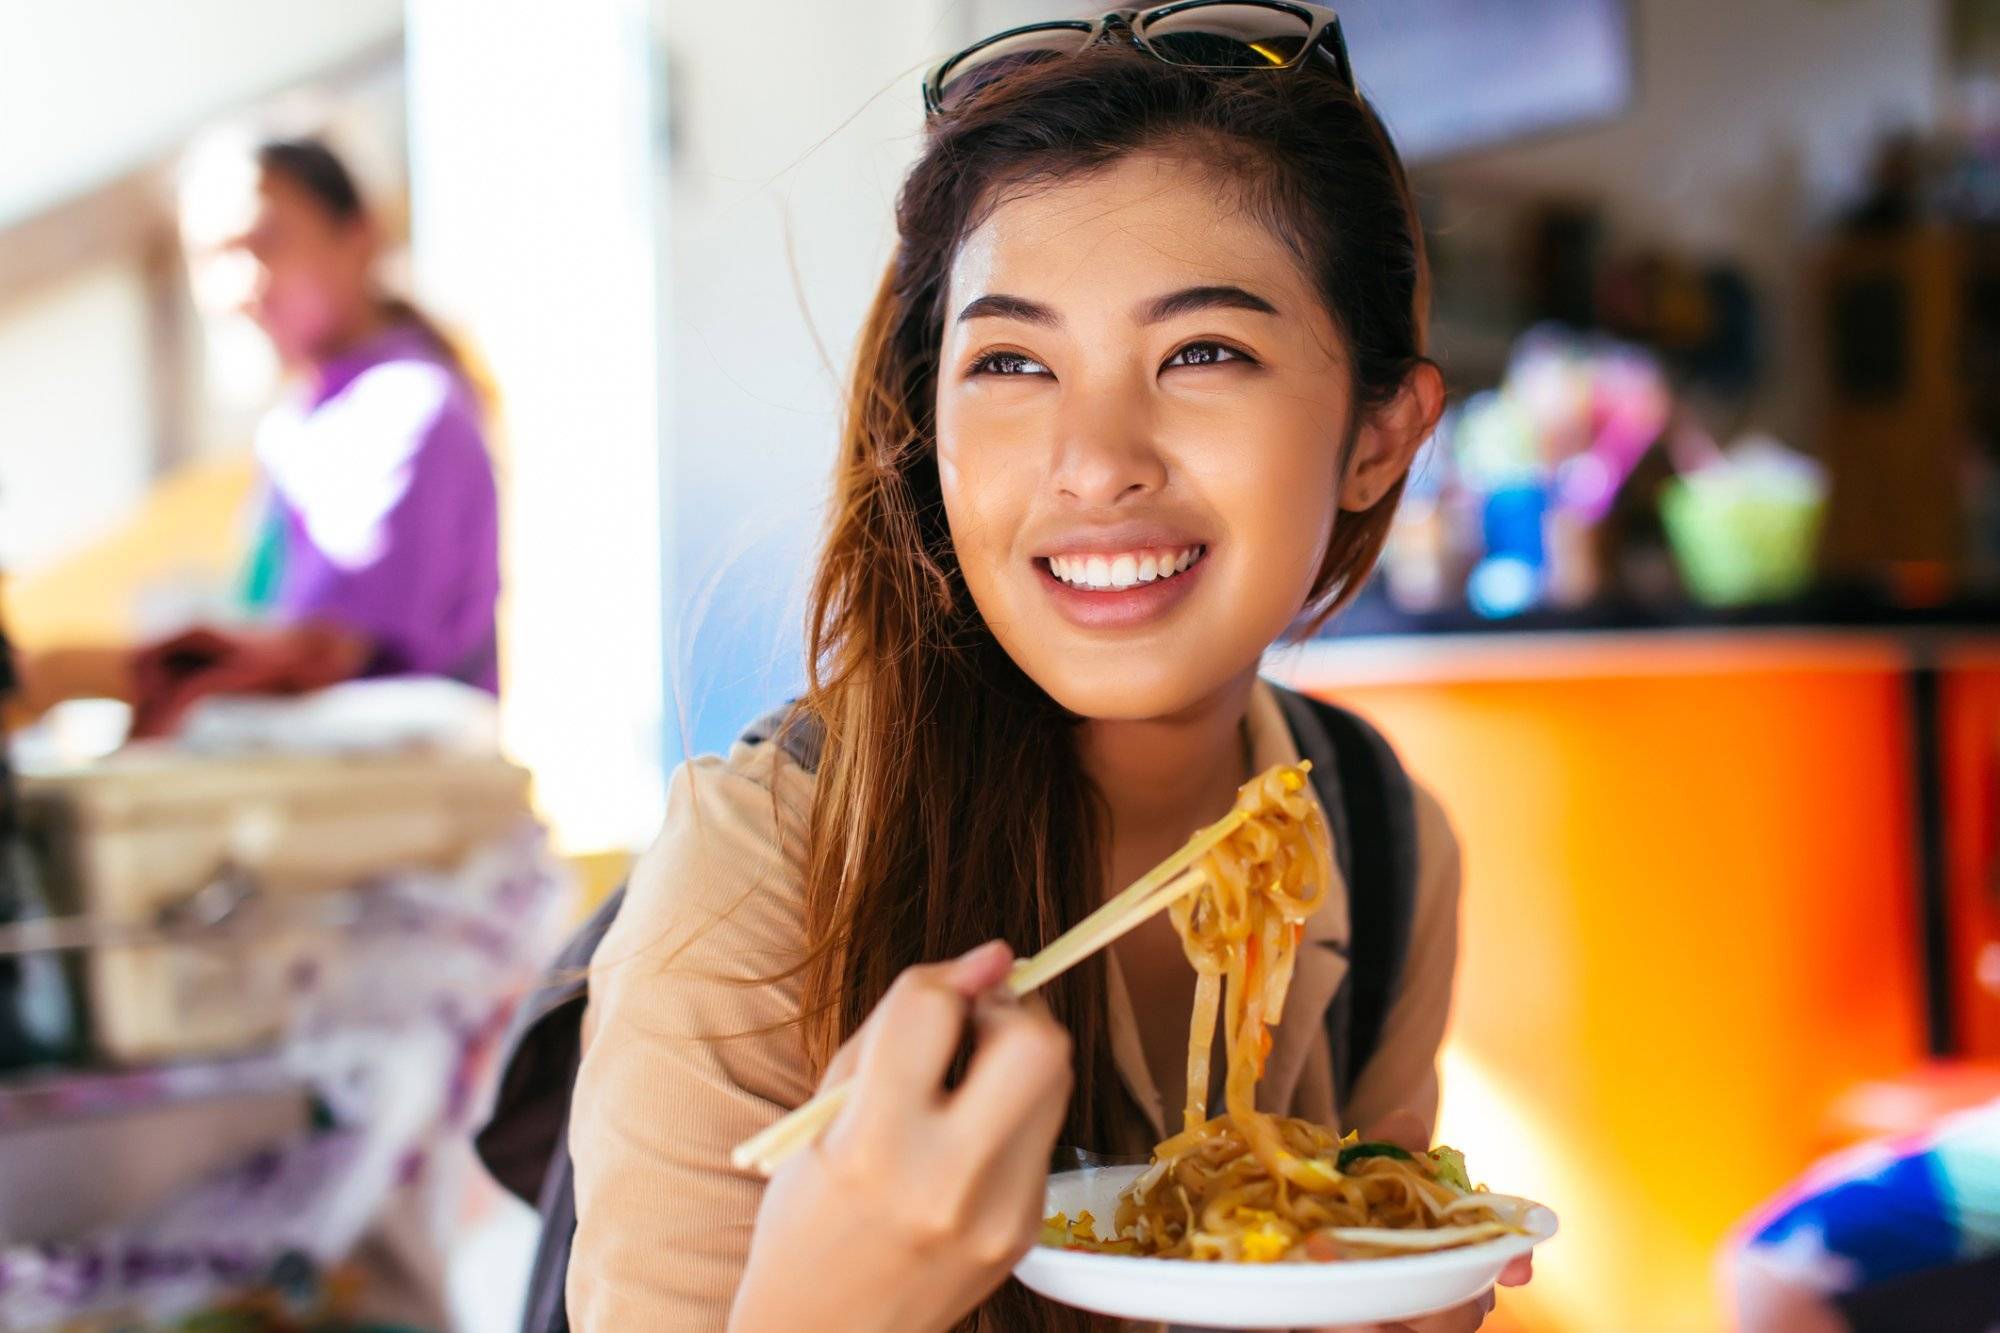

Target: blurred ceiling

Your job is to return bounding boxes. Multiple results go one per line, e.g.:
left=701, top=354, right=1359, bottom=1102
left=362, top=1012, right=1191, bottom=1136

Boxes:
left=0, top=0, right=402, bottom=229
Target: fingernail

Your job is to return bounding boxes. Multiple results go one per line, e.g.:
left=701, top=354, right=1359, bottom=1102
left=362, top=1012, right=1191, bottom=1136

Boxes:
left=950, top=938, right=1010, bottom=983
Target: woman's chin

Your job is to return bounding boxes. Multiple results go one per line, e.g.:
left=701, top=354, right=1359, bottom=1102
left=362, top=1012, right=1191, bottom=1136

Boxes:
left=1019, top=652, right=1242, bottom=724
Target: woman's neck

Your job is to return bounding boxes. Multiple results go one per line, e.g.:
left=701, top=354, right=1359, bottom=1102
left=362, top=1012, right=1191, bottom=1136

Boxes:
left=1079, top=668, right=1258, bottom=879
left=307, top=300, right=392, bottom=379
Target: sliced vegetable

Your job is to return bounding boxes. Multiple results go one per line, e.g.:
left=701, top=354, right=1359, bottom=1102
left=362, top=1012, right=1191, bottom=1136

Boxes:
left=1427, top=1145, right=1471, bottom=1192
left=1336, top=1141, right=1414, bottom=1169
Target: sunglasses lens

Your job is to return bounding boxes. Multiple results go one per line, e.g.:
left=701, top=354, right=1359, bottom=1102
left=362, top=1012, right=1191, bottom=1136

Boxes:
left=933, top=24, right=1096, bottom=112
left=1141, top=3, right=1316, bottom=68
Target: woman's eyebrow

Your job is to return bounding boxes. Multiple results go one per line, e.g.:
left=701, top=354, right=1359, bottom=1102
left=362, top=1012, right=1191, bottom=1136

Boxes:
left=1138, top=284, right=1279, bottom=323
left=955, top=293, right=1059, bottom=326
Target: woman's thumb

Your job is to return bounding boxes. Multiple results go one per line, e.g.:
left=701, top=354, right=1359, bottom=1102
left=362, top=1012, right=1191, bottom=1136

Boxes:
left=1358, top=1108, right=1429, bottom=1152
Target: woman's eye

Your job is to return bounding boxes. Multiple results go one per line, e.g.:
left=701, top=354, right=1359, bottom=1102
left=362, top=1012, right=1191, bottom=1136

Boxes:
left=969, top=350, right=1050, bottom=377
left=1164, top=341, right=1252, bottom=370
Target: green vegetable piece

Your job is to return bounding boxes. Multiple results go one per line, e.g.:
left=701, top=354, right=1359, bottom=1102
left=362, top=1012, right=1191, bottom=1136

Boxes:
left=1336, top=1141, right=1414, bottom=1169
left=1427, top=1145, right=1472, bottom=1192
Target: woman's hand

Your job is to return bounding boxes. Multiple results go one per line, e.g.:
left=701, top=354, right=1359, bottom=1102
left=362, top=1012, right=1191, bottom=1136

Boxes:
left=729, top=940, right=1073, bottom=1333
left=128, top=621, right=371, bottom=738
left=1309, top=1110, right=1534, bottom=1333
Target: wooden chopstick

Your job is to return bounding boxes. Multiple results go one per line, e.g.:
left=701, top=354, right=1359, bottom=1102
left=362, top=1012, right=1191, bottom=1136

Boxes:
left=729, top=809, right=1245, bottom=1176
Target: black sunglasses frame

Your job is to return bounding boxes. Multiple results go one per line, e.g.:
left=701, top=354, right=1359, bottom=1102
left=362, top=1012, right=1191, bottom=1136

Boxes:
left=922, top=1, right=1354, bottom=116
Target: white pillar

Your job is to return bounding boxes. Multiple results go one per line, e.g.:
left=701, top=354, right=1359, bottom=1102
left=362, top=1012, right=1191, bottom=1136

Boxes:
left=404, top=0, right=669, bottom=852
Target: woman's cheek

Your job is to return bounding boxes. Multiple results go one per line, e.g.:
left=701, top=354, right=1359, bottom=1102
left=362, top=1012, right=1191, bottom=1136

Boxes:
left=937, top=436, right=1023, bottom=627
left=1204, top=423, right=1339, bottom=615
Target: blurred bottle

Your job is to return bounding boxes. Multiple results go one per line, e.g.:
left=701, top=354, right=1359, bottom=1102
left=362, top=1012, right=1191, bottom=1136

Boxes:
left=1470, top=482, right=1549, bottom=619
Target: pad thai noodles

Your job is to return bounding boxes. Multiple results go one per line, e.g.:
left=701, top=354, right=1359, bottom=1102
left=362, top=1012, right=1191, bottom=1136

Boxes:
left=1043, top=762, right=1531, bottom=1263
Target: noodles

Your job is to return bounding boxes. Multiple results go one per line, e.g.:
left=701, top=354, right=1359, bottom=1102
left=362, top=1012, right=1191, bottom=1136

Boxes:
left=1043, top=761, right=1529, bottom=1263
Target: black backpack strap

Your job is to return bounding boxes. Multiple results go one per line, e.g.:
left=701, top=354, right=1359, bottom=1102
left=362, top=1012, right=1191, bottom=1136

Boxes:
left=739, top=701, right=825, bottom=773
left=473, top=704, right=824, bottom=1333
left=475, top=886, right=626, bottom=1205
left=1270, top=683, right=1420, bottom=1116
left=472, top=888, right=624, bottom=1333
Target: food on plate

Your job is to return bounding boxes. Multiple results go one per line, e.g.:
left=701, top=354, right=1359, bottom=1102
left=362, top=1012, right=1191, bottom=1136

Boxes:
left=1042, top=763, right=1530, bottom=1262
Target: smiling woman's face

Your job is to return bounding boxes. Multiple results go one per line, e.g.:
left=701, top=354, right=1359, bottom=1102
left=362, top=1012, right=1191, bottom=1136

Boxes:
left=936, top=149, right=1358, bottom=721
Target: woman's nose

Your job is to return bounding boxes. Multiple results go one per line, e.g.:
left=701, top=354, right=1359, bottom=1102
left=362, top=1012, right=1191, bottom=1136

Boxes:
left=1049, top=390, right=1167, bottom=506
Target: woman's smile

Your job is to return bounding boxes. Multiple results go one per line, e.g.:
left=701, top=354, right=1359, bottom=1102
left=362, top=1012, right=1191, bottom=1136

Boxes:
left=1029, top=522, right=1213, bottom=629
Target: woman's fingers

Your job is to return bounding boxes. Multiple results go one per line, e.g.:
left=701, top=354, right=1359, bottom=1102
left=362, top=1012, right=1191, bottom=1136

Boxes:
left=840, top=941, right=1018, bottom=1116
left=1358, top=1108, right=1430, bottom=1152
left=943, top=996, right=1074, bottom=1265
left=819, top=1034, right=864, bottom=1090
left=1499, top=1253, right=1534, bottom=1286
left=950, top=994, right=1073, bottom=1141
left=946, top=938, right=1017, bottom=994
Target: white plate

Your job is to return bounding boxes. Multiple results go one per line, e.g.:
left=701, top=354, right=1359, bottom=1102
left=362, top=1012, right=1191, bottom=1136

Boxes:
left=1015, top=1165, right=1557, bottom=1329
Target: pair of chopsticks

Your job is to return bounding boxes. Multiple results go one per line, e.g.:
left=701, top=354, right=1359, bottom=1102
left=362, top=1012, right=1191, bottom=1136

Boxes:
left=729, top=806, right=1248, bottom=1176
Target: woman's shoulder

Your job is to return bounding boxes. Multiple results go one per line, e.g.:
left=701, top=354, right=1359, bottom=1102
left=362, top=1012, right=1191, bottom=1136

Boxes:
left=603, top=712, right=819, bottom=964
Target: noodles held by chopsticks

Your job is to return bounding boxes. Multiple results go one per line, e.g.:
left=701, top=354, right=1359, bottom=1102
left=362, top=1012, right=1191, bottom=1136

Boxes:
left=1043, top=761, right=1531, bottom=1263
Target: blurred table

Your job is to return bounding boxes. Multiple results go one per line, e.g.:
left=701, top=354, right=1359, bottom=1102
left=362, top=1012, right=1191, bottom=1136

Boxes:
left=0, top=1055, right=308, bottom=1244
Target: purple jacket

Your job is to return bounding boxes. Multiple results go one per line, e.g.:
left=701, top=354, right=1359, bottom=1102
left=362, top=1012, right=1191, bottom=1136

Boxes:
left=251, top=325, right=500, bottom=692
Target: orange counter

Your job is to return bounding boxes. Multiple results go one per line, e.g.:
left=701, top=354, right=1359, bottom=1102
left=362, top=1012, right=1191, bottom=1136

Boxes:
left=1274, top=630, right=2000, bottom=1332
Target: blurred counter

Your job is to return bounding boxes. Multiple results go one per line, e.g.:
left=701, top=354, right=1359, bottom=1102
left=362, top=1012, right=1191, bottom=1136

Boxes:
left=1270, top=614, right=2000, bottom=1332
left=1325, top=585, right=2000, bottom=638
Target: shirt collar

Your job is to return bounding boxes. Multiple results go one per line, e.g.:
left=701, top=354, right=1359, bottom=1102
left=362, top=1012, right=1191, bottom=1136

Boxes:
left=1105, top=677, right=1353, bottom=1141
left=311, top=323, right=440, bottom=408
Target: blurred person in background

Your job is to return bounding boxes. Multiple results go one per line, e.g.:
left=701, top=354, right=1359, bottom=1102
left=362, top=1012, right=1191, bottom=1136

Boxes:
left=18, top=136, right=500, bottom=739
left=1728, top=1100, right=2000, bottom=1332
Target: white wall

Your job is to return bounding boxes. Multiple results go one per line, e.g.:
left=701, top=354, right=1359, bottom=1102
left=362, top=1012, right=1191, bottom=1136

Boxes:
left=0, top=264, right=154, bottom=574
left=658, top=0, right=955, bottom=760
left=0, top=0, right=402, bottom=225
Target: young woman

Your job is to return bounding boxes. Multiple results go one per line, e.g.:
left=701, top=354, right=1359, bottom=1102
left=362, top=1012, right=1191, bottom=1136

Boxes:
left=568, top=8, right=1524, bottom=1330
left=131, top=137, right=500, bottom=735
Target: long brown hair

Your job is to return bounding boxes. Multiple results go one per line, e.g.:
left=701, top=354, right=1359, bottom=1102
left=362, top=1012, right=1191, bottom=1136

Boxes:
left=789, top=39, right=1430, bottom=1332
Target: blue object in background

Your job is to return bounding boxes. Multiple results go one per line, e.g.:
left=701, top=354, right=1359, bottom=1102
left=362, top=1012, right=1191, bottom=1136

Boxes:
left=1484, top=482, right=1549, bottom=566
left=1469, top=482, right=1549, bottom=619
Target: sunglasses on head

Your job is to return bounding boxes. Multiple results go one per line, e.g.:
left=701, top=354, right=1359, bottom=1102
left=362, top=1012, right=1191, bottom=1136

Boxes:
left=923, top=1, right=1354, bottom=116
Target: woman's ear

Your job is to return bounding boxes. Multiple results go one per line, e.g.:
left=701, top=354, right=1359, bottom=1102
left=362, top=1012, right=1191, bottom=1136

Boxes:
left=1339, top=361, right=1445, bottom=512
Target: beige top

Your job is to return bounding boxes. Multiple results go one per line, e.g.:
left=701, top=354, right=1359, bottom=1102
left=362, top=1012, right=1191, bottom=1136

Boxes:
left=567, top=679, right=1463, bottom=1330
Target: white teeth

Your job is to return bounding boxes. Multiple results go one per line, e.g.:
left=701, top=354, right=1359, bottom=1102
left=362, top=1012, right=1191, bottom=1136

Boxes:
left=1047, top=545, right=1203, bottom=590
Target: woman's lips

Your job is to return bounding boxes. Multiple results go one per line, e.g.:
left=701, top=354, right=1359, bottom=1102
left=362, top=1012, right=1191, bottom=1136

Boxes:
left=1033, top=545, right=1210, bottom=629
